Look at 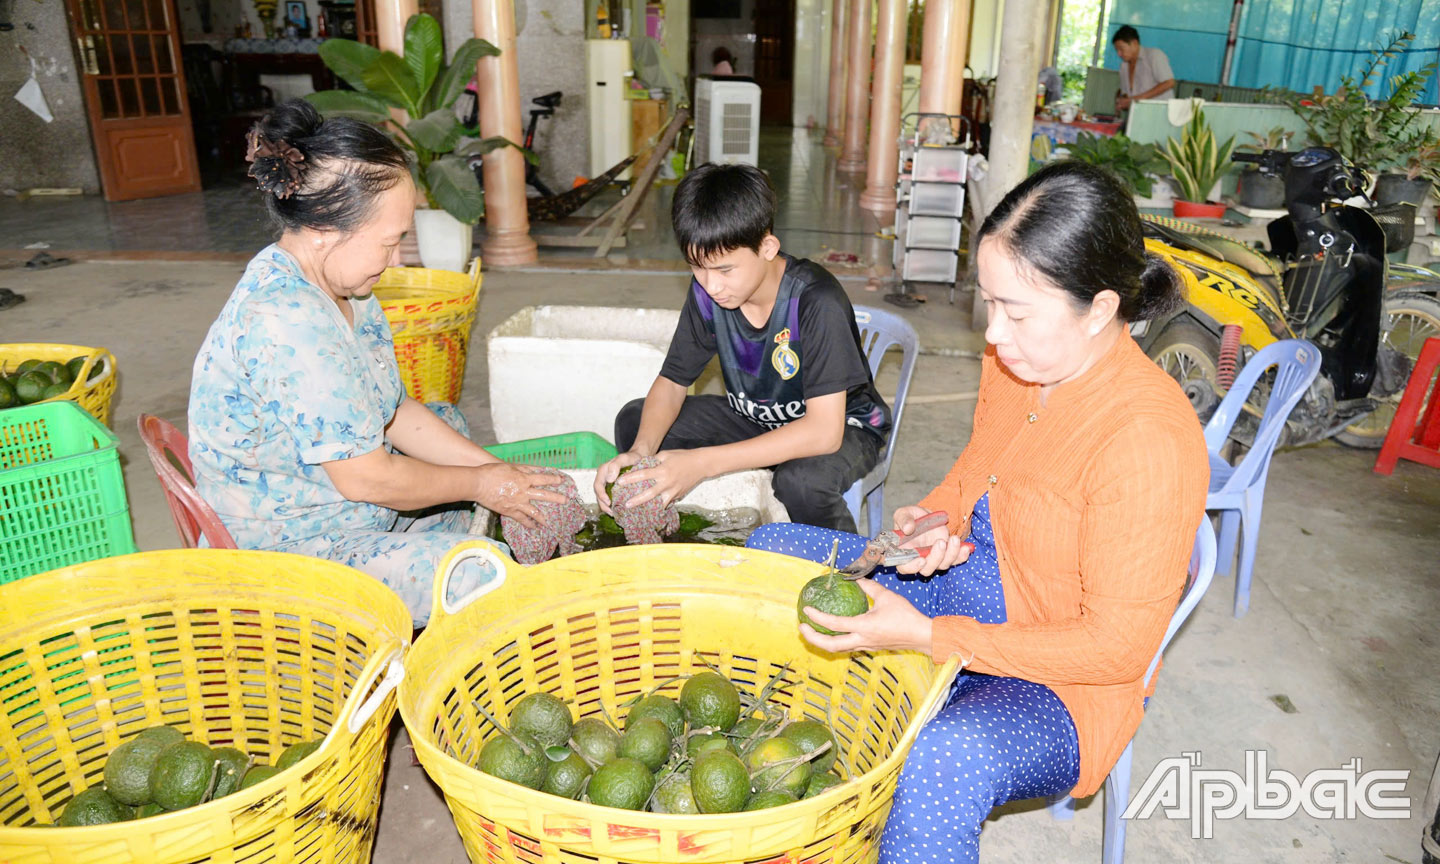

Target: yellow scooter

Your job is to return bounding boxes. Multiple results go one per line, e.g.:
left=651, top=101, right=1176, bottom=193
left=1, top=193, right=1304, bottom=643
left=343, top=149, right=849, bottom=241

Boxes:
left=1135, top=147, right=1440, bottom=448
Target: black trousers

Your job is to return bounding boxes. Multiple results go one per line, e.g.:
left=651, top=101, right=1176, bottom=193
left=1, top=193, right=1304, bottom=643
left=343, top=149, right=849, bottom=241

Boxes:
left=614, top=395, right=882, bottom=533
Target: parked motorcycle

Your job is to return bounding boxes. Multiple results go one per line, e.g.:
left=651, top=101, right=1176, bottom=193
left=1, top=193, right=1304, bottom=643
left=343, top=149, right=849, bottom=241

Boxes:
left=1136, top=146, right=1440, bottom=448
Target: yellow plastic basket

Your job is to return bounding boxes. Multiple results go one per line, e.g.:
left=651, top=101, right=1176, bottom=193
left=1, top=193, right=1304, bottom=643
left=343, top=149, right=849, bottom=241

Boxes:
left=398, top=542, right=960, bottom=864
left=374, top=258, right=483, bottom=405
left=0, top=549, right=413, bottom=864
left=0, top=343, right=118, bottom=427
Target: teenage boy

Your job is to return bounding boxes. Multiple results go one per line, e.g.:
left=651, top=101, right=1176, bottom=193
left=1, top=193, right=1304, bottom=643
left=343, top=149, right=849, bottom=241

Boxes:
left=594, top=163, right=891, bottom=532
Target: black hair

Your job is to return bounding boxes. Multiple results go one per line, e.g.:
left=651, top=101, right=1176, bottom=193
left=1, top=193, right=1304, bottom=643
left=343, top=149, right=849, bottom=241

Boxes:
left=712, top=46, right=735, bottom=65
left=671, top=162, right=777, bottom=266
left=1112, top=25, right=1140, bottom=44
left=248, top=99, right=410, bottom=234
left=977, top=161, right=1180, bottom=323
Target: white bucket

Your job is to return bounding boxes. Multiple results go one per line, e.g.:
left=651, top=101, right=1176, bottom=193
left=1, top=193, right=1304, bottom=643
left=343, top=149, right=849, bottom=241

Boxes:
left=413, top=209, right=474, bottom=273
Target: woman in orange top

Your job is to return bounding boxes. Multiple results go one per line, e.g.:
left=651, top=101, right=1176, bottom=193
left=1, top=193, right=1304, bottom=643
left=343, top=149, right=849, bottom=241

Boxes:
left=747, top=161, right=1209, bottom=862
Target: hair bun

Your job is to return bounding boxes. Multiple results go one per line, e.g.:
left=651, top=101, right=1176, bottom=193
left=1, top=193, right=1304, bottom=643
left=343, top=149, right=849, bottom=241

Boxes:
left=1134, top=252, right=1182, bottom=321
left=245, top=126, right=307, bottom=198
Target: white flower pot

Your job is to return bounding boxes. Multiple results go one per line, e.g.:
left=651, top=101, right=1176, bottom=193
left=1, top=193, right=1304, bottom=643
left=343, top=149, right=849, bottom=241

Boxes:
left=413, top=209, right=474, bottom=273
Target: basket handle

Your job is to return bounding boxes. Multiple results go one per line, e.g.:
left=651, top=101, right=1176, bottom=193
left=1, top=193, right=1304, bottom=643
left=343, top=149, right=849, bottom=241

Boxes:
left=326, top=645, right=407, bottom=745
left=432, top=539, right=514, bottom=622
left=74, top=348, right=114, bottom=387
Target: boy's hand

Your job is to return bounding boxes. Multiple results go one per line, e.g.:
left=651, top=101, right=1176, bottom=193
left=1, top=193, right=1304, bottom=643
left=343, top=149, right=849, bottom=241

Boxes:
left=617, top=449, right=709, bottom=510
left=594, top=451, right=643, bottom=516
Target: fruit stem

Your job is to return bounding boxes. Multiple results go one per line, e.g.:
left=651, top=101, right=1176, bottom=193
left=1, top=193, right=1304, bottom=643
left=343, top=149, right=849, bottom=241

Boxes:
left=567, top=736, right=602, bottom=771
left=471, top=700, right=535, bottom=756
left=201, top=759, right=222, bottom=804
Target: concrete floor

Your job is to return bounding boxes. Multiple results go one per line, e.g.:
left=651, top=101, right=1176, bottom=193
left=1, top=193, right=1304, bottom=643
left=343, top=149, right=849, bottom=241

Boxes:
left=2, top=129, right=1438, bottom=863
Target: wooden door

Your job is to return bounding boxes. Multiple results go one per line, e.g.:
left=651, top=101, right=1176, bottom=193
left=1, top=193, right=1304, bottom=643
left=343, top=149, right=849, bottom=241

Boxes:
left=66, top=0, right=201, bottom=201
left=753, top=0, right=795, bottom=125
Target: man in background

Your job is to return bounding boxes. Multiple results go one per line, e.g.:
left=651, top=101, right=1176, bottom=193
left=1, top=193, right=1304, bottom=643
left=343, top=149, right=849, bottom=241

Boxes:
left=1113, top=25, right=1175, bottom=110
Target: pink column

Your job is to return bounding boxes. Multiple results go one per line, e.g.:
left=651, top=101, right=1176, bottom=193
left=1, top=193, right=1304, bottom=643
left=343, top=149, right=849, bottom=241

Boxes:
left=837, top=0, right=872, bottom=173
left=859, top=0, right=905, bottom=212
left=823, top=0, right=847, bottom=147
left=473, top=0, right=537, bottom=265
left=918, top=0, right=970, bottom=117
left=375, top=0, right=418, bottom=54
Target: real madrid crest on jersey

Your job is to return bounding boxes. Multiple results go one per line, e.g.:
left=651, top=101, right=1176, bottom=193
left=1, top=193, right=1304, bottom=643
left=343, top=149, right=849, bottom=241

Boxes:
left=771, top=327, right=800, bottom=380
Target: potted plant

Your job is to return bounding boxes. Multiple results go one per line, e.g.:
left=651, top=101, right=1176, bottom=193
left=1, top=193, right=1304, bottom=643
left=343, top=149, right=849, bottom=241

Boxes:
left=1235, top=127, right=1289, bottom=210
left=305, top=13, right=523, bottom=271
left=1065, top=132, right=1169, bottom=201
left=1274, top=31, right=1437, bottom=207
left=1160, top=105, right=1235, bottom=219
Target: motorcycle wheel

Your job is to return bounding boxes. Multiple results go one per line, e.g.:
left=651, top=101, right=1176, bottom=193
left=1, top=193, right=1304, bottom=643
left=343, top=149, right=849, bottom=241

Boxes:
left=1334, top=292, right=1440, bottom=449
left=1148, top=318, right=1222, bottom=423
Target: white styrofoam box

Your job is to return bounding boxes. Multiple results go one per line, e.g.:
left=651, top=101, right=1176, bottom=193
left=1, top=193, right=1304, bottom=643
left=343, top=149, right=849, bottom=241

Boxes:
left=487, top=305, right=681, bottom=444
left=470, top=469, right=791, bottom=537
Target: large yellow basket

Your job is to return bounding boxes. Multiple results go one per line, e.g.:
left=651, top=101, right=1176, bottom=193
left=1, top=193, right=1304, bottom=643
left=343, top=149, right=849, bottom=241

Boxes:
left=0, top=549, right=412, bottom=864
left=374, top=258, right=483, bottom=405
left=398, top=542, right=960, bottom=864
left=0, top=343, right=118, bottom=427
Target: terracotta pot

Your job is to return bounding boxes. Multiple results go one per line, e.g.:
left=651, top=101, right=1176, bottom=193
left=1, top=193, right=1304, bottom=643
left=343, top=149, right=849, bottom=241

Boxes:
left=1173, top=199, right=1228, bottom=219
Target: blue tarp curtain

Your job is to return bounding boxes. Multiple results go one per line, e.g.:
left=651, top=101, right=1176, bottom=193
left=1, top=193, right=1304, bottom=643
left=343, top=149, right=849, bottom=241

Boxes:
left=1105, top=0, right=1440, bottom=104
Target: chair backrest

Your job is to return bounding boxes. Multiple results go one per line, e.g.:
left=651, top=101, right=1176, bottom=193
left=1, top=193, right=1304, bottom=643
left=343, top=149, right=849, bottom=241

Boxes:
left=1204, top=339, right=1322, bottom=494
left=136, top=414, right=237, bottom=550
left=853, top=306, right=920, bottom=461
left=1144, top=518, right=1218, bottom=687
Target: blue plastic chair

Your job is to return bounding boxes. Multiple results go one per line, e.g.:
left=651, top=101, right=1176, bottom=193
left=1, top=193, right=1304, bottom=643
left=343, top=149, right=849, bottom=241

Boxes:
left=1046, top=518, right=1218, bottom=863
left=1203, top=339, right=1321, bottom=617
left=844, top=306, right=920, bottom=536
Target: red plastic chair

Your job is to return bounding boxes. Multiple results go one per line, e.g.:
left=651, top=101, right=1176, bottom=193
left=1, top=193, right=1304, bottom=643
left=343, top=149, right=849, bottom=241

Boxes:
left=1374, top=337, right=1440, bottom=475
left=137, top=414, right=237, bottom=549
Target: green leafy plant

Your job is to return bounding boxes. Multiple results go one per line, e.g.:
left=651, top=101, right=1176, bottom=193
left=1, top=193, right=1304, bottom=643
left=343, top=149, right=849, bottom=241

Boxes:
left=1160, top=105, right=1236, bottom=204
left=1239, top=126, right=1290, bottom=153
left=1397, top=138, right=1440, bottom=184
left=304, top=13, right=527, bottom=224
left=1065, top=132, right=1168, bottom=196
left=1269, top=31, right=1438, bottom=178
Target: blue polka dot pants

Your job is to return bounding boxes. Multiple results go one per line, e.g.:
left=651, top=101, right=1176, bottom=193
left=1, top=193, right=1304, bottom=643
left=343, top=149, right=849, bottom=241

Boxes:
left=746, top=494, right=1080, bottom=863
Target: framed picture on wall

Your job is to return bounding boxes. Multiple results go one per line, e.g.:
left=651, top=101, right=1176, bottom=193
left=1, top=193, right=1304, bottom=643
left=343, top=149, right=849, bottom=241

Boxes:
left=285, top=1, right=309, bottom=34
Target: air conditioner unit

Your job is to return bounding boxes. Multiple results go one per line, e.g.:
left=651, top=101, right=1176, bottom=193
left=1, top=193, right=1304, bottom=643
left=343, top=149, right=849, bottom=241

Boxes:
left=694, top=77, right=761, bottom=167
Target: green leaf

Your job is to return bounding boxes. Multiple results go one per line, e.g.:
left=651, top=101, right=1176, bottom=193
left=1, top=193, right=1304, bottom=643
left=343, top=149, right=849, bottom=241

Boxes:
left=362, top=51, right=424, bottom=117
left=318, top=39, right=382, bottom=94
left=425, top=155, right=485, bottom=224
left=404, top=13, right=444, bottom=107
left=432, top=38, right=502, bottom=113
left=304, top=90, right=392, bottom=124
left=456, top=135, right=514, bottom=157
left=545, top=745, right=571, bottom=762
left=407, top=108, right=463, bottom=153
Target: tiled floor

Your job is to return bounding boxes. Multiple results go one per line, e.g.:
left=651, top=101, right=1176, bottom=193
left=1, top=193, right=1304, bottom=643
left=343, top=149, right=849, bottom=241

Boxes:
left=0, top=127, right=906, bottom=280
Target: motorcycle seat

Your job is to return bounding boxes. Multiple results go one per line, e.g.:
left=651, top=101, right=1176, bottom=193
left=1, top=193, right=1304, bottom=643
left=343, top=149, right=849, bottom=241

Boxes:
left=1141, top=214, right=1285, bottom=283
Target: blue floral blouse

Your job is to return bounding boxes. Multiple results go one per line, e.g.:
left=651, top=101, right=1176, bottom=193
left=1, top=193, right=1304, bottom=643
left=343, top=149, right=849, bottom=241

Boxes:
left=189, top=244, right=406, bottom=549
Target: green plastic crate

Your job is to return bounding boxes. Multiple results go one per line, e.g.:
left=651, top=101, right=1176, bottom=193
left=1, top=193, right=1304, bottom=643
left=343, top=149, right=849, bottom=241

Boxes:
left=483, top=431, right=619, bottom=469
left=1, top=401, right=137, bottom=583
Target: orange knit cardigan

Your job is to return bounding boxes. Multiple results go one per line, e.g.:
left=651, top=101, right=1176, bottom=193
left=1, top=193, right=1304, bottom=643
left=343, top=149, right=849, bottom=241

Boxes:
left=919, top=333, right=1209, bottom=798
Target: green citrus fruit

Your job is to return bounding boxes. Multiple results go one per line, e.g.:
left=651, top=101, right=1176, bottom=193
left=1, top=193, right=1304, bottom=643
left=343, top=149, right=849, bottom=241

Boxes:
left=651, top=770, right=700, bottom=814
left=240, top=764, right=281, bottom=790
left=744, top=789, right=798, bottom=810
left=586, top=758, right=654, bottom=811
left=680, top=672, right=742, bottom=732
left=804, top=771, right=844, bottom=798
left=617, top=717, right=671, bottom=772
left=690, top=749, right=750, bottom=814
left=478, top=731, right=548, bottom=790
left=149, top=741, right=214, bottom=811
left=542, top=751, right=592, bottom=800
left=571, top=717, right=621, bottom=766
left=509, top=692, right=574, bottom=748
left=780, top=719, right=838, bottom=774
left=275, top=740, right=321, bottom=771
left=58, top=787, right=127, bottom=826
left=686, top=730, right=730, bottom=758
left=210, top=747, right=250, bottom=799
left=627, top=694, right=685, bottom=739
left=745, top=736, right=810, bottom=796
left=797, top=574, right=870, bottom=636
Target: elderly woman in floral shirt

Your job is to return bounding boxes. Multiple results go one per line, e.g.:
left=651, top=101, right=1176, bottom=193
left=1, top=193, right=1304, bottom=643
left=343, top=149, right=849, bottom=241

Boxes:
left=190, top=100, right=561, bottom=625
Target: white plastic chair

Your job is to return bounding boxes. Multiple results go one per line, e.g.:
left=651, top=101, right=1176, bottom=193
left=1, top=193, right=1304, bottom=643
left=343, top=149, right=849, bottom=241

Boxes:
left=845, top=306, right=920, bottom=535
